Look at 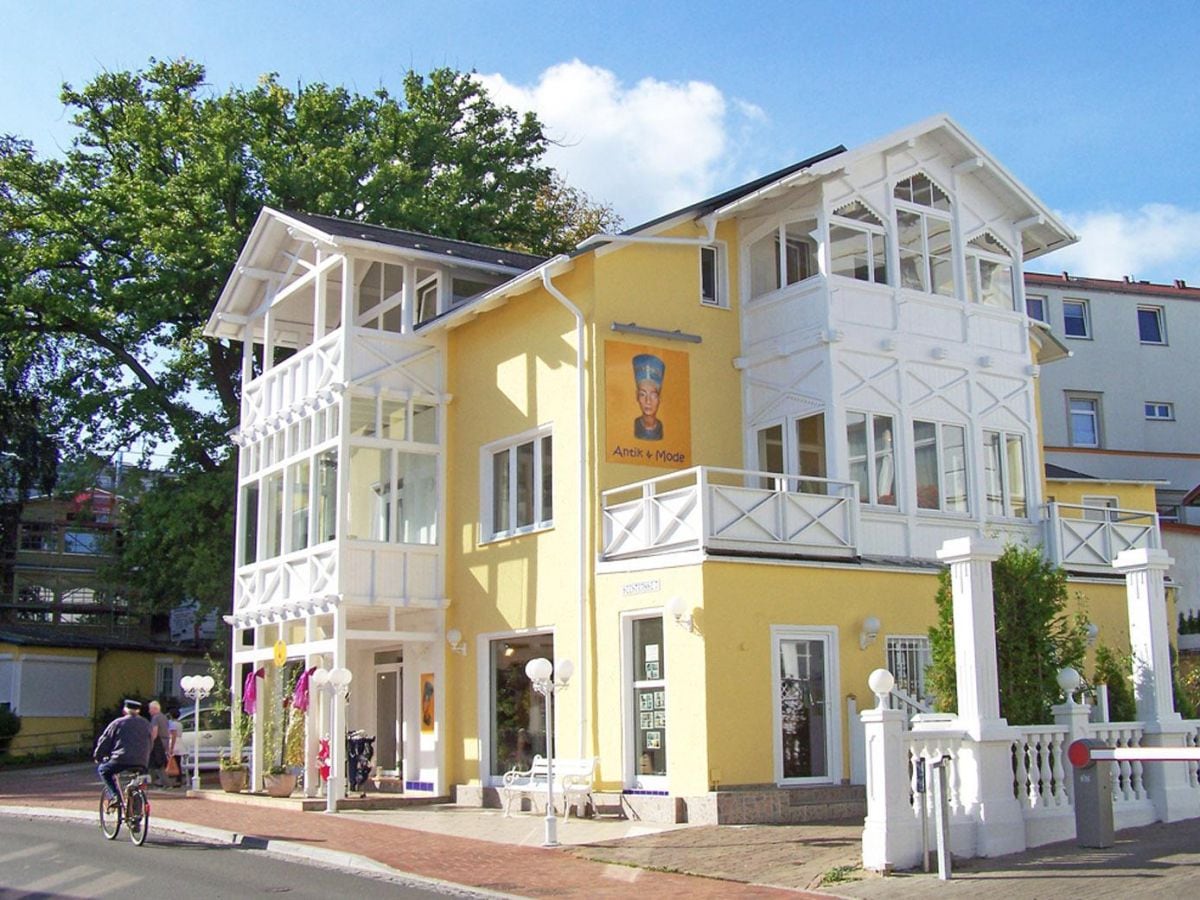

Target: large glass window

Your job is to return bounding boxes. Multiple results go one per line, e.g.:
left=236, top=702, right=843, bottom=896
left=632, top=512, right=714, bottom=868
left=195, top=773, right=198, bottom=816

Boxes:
left=796, top=413, right=827, bottom=490
left=829, top=201, right=887, bottom=285
left=983, top=430, right=1028, bottom=518
left=486, top=428, right=553, bottom=540
left=264, top=471, right=284, bottom=558
left=894, top=174, right=954, bottom=297
left=288, top=459, right=310, bottom=553
left=489, top=632, right=553, bottom=777
left=356, top=261, right=405, bottom=333
left=749, top=218, right=819, bottom=299
left=912, top=420, right=968, bottom=513
left=315, top=450, right=337, bottom=544
left=241, top=482, right=259, bottom=564
left=847, top=412, right=896, bottom=506
left=1026, top=294, right=1047, bottom=322
left=347, top=447, right=391, bottom=541
left=631, top=617, right=667, bottom=779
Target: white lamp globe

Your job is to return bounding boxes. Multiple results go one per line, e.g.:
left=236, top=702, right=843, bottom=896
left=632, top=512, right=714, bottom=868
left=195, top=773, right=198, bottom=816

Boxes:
left=446, top=628, right=462, bottom=646
left=330, top=668, right=353, bottom=688
left=180, top=675, right=195, bottom=692
left=199, top=675, right=215, bottom=691
left=555, top=659, right=575, bottom=683
left=868, top=668, right=895, bottom=697
left=525, top=657, right=553, bottom=683
left=310, top=667, right=330, bottom=687
left=1056, top=666, right=1082, bottom=694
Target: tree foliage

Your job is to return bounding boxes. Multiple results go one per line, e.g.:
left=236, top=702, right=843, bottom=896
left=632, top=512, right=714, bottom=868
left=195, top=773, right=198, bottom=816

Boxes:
left=1, top=58, right=614, bottom=616
left=927, top=544, right=1088, bottom=726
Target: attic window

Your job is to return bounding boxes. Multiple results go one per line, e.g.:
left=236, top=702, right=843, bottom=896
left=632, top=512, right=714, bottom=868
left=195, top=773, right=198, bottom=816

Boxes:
left=833, top=200, right=883, bottom=226
left=966, top=233, right=1015, bottom=310
left=893, top=173, right=951, bottom=212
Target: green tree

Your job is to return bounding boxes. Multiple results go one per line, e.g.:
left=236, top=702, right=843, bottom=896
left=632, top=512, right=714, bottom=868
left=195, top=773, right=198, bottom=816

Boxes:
left=927, top=544, right=1088, bottom=725
left=1092, top=644, right=1138, bottom=722
left=1, top=58, right=613, bottom=617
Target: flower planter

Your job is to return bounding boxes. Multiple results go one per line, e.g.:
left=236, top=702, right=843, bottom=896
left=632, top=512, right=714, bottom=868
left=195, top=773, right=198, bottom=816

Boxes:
left=219, top=767, right=248, bottom=793
left=264, top=772, right=297, bottom=797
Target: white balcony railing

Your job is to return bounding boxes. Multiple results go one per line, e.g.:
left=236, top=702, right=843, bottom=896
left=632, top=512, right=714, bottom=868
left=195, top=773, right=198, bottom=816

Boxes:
left=241, top=331, right=343, bottom=434
left=1042, top=503, right=1160, bottom=573
left=601, top=466, right=859, bottom=561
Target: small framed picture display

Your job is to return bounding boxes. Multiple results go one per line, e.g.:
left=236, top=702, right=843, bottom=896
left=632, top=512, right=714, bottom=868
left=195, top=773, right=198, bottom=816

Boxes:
left=645, top=731, right=661, bottom=750
left=640, top=711, right=653, bottom=729
left=653, top=710, right=666, bottom=728
left=653, top=690, right=665, bottom=709
left=639, top=692, right=654, bottom=711
left=644, top=660, right=660, bottom=680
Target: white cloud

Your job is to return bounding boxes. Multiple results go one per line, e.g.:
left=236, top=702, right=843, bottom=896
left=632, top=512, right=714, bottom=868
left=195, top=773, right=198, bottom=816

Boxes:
left=477, top=61, right=765, bottom=227
left=1039, top=204, right=1200, bottom=285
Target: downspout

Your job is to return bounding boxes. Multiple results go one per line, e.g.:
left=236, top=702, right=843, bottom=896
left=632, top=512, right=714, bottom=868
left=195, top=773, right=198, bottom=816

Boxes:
left=540, top=263, right=589, bottom=756
left=575, top=214, right=718, bottom=252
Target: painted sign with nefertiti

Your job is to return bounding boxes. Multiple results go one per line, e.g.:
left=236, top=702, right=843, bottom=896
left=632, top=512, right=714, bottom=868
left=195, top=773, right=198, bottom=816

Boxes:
left=605, top=341, right=691, bottom=468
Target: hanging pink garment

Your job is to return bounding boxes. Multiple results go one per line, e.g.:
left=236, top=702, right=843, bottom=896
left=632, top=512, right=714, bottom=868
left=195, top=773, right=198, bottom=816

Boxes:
left=243, top=667, right=265, bottom=715
left=292, top=666, right=317, bottom=712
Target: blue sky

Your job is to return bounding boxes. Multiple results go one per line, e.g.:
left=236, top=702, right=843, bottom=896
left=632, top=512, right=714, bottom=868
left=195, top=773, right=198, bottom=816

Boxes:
left=4, top=1, right=1200, bottom=282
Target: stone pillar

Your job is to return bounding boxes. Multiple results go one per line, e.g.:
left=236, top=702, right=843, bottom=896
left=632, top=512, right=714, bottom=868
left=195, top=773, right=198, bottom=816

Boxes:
left=861, top=705, right=921, bottom=871
left=1113, top=548, right=1200, bottom=822
left=936, top=537, right=1026, bottom=857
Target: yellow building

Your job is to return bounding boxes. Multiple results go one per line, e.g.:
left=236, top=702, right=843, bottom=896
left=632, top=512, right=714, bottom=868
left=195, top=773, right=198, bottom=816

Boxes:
left=205, top=115, right=1166, bottom=821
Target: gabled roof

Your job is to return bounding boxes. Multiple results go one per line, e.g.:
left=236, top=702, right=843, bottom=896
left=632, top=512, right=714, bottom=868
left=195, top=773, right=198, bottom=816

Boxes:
left=1026, top=271, right=1200, bottom=301
left=0, top=624, right=207, bottom=654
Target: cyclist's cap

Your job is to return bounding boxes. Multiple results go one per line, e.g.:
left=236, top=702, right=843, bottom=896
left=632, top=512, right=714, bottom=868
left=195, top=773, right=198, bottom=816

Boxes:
left=123, top=698, right=142, bottom=711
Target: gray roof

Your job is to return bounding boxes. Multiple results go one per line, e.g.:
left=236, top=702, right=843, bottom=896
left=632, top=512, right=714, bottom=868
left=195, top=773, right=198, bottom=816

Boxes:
left=281, top=210, right=547, bottom=271
left=0, top=625, right=208, bottom=655
left=1045, top=463, right=1097, bottom=480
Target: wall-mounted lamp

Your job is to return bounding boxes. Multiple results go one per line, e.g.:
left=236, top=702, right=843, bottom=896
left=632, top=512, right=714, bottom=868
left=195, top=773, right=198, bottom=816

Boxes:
left=503, top=642, right=516, bottom=657
left=1085, top=622, right=1100, bottom=647
left=859, top=615, right=881, bottom=650
left=666, top=596, right=694, bottom=633
left=446, top=628, right=467, bottom=656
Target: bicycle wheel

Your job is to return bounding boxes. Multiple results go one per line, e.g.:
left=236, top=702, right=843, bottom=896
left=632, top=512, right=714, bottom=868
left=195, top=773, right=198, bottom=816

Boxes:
left=126, top=788, right=149, bottom=845
left=99, top=790, right=121, bottom=840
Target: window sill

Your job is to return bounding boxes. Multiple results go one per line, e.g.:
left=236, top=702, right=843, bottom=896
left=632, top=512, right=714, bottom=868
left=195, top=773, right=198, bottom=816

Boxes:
left=479, top=522, right=554, bottom=546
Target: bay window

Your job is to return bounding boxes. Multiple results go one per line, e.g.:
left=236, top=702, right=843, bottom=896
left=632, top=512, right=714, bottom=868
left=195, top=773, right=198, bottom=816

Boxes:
left=894, top=173, right=954, bottom=297
left=829, top=200, right=888, bottom=284
left=749, top=217, right=819, bottom=299
left=983, top=430, right=1028, bottom=518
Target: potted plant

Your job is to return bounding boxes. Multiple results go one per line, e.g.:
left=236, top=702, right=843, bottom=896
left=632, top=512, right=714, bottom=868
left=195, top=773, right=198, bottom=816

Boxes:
left=263, top=763, right=297, bottom=797
left=219, top=684, right=249, bottom=793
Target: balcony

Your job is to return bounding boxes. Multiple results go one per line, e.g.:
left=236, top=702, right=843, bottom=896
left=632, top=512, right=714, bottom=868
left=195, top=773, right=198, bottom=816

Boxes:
left=1042, top=503, right=1161, bottom=573
left=601, top=467, right=859, bottom=561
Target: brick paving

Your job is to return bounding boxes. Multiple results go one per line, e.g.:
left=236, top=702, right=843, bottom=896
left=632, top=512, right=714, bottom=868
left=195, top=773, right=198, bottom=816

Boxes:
left=0, top=765, right=831, bottom=898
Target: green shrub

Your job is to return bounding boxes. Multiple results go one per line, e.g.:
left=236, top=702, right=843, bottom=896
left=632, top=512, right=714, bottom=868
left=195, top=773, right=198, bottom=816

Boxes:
left=0, top=706, right=21, bottom=751
left=1092, top=644, right=1138, bottom=722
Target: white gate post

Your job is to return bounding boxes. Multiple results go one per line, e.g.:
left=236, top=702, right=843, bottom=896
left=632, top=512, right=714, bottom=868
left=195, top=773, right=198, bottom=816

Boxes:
left=861, top=679, right=921, bottom=871
left=936, top=537, right=1026, bottom=857
left=1114, top=548, right=1200, bottom=822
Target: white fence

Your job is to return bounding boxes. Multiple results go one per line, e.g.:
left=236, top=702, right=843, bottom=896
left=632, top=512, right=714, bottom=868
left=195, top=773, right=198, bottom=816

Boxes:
left=1043, top=503, right=1160, bottom=573
left=601, top=466, right=858, bottom=560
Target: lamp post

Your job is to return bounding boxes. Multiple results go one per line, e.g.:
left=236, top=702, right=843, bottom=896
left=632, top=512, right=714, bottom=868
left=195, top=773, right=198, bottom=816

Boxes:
left=180, top=674, right=215, bottom=791
left=525, top=656, right=573, bottom=848
left=310, top=666, right=353, bottom=813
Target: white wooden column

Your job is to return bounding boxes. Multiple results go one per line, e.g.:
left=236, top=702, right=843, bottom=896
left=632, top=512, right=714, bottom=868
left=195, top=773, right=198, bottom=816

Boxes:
left=936, top=537, right=1004, bottom=733
left=936, top=536, right=1025, bottom=857
left=861, top=704, right=921, bottom=871
left=1113, top=548, right=1200, bottom=822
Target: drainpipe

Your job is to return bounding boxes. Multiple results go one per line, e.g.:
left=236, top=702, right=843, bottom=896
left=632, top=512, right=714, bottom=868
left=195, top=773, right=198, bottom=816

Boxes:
left=540, top=264, right=589, bottom=757
left=575, top=214, right=718, bottom=252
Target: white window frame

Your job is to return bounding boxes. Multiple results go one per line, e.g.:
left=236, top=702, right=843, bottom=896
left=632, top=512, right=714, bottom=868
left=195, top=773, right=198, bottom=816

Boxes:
left=475, top=626, right=555, bottom=786
left=621, top=610, right=669, bottom=792
left=912, top=419, right=969, bottom=514
left=699, top=243, right=728, bottom=308
left=745, top=215, right=821, bottom=301
left=770, top=625, right=841, bottom=786
left=965, top=234, right=1016, bottom=310
left=983, top=430, right=1029, bottom=519
left=1025, top=294, right=1047, bottom=322
left=1067, top=394, right=1102, bottom=448
left=828, top=200, right=888, bottom=286
left=1145, top=401, right=1175, bottom=421
left=1137, top=305, right=1167, bottom=344
left=846, top=411, right=897, bottom=507
left=1082, top=495, right=1120, bottom=522
left=480, top=424, right=554, bottom=542
left=1063, top=298, right=1091, bottom=339
left=893, top=174, right=955, bottom=298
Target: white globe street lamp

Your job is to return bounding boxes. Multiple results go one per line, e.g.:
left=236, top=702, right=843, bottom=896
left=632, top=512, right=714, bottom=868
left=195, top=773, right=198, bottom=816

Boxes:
left=310, top=666, right=353, bottom=813
left=524, top=656, right=573, bottom=848
left=180, top=674, right=216, bottom=791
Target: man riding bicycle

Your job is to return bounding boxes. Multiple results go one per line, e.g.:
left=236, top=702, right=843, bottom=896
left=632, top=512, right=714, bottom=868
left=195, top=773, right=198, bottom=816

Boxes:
left=94, top=698, right=152, bottom=805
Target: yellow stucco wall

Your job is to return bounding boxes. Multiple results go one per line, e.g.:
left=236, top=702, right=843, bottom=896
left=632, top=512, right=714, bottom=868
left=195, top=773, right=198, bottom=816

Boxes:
left=1046, top=479, right=1159, bottom=513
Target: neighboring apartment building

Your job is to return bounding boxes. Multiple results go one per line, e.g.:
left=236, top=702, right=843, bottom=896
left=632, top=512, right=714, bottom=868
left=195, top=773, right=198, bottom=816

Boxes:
left=0, top=486, right=210, bottom=753
left=205, top=115, right=1163, bottom=821
left=1027, top=272, right=1200, bottom=619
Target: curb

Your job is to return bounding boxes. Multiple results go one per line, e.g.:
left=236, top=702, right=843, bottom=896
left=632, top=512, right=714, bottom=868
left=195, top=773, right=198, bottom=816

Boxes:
left=0, top=805, right=519, bottom=899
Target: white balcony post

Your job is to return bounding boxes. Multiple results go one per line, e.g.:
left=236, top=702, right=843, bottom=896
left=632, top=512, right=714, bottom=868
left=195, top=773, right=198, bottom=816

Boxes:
left=1113, top=547, right=1199, bottom=822
left=861, top=670, right=921, bottom=872
left=936, top=536, right=1025, bottom=857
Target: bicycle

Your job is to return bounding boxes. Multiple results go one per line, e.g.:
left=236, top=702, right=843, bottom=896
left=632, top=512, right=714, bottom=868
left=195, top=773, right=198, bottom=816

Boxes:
left=98, top=767, right=151, bottom=845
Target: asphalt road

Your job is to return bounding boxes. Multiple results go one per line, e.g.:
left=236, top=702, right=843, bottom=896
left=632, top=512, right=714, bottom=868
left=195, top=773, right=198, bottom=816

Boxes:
left=0, top=814, right=489, bottom=899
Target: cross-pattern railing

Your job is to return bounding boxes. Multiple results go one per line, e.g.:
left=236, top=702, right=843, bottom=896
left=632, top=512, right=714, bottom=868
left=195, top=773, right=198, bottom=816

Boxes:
left=1042, top=502, right=1160, bottom=573
left=601, top=466, right=859, bottom=560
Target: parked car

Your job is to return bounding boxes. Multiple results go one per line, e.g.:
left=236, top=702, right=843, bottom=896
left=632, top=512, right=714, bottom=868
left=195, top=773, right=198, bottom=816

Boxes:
left=175, top=705, right=232, bottom=770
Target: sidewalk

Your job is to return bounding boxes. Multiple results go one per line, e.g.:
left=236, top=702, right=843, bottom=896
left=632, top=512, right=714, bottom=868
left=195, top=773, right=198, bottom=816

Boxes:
left=4, top=764, right=1199, bottom=898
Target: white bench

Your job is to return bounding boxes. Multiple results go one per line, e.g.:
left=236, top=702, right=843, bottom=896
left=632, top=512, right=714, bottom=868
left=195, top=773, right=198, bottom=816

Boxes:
left=502, top=755, right=596, bottom=820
